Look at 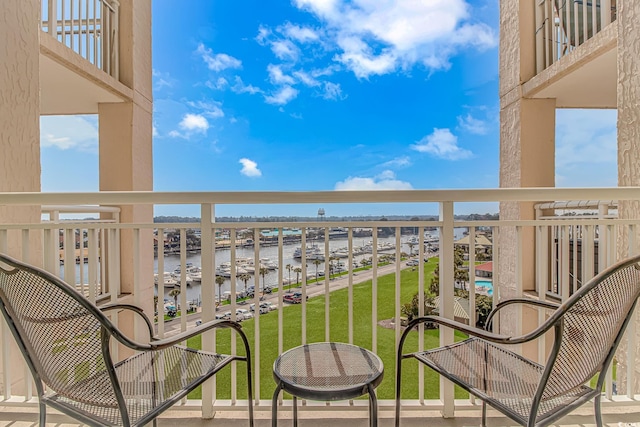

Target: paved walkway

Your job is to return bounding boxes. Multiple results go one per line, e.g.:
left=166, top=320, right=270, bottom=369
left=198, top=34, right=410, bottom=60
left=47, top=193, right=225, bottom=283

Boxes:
left=160, top=260, right=413, bottom=336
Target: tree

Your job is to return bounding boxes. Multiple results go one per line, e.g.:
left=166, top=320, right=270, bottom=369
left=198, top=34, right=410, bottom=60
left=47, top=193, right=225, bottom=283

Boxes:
left=259, top=266, right=268, bottom=296
left=285, top=263, right=293, bottom=285
left=238, top=273, right=251, bottom=297
left=294, top=267, right=302, bottom=286
left=407, top=241, right=416, bottom=257
left=312, top=259, right=322, bottom=283
left=168, top=288, right=180, bottom=312
left=401, top=292, right=436, bottom=322
left=215, top=275, right=225, bottom=303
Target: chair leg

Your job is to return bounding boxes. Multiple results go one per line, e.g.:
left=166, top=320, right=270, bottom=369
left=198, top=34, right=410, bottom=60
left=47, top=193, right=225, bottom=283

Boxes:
left=38, top=401, right=46, bottom=427
left=395, top=355, right=403, bottom=427
left=594, top=393, right=603, bottom=427
left=246, top=359, right=254, bottom=427
left=481, top=402, right=486, bottom=427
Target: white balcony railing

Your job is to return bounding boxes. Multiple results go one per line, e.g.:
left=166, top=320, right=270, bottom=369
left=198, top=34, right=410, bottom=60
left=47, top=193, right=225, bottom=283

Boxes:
left=535, top=0, right=616, bottom=73
left=40, top=0, right=120, bottom=79
left=1, top=188, right=640, bottom=419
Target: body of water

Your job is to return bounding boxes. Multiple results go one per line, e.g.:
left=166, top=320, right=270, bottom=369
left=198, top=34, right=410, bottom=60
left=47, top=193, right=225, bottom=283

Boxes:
left=65, top=228, right=468, bottom=304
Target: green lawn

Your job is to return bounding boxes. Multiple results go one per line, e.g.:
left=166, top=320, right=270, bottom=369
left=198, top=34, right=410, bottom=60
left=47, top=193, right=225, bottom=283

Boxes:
left=187, top=258, right=468, bottom=400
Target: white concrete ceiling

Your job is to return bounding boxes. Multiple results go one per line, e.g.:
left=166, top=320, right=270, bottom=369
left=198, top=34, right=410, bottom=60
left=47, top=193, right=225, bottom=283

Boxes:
left=527, top=47, right=617, bottom=109
left=40, top=54, right=124, bottom=115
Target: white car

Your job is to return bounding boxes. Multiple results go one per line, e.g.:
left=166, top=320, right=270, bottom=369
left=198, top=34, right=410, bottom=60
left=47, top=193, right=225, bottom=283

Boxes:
left=406, top=259, right=419, bottom=266
left=261, top=301, right=277, bottom=311
left=236, top=308, right=253, bottom=320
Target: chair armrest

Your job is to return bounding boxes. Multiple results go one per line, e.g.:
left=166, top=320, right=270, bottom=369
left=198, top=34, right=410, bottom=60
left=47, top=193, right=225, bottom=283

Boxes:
left=149, top=319, right=247, bottom=352
left=404, top=315, right=514, bottom=345
left=99, top=303, right=155, bottom=340
left=485, top=298, right=560, bottom=331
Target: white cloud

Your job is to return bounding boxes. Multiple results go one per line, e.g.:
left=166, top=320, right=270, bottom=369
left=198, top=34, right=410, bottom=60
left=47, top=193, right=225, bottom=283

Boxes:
left=322, top=81, right=345, bottom=100
left=411, top=128, right=472, bottom=160
left=206, top=77, right=229, bottom=90
left=381, top=156, right=411, bottom=168
left=335, top=170, right=413, bottom=190
left=239, top=158, right=262, bottom=177
left=186, top=100, right=225, bottom=119
left=196, top=43, right=242, bottom=71
left=268, top=64, right=296, bottom=85
left=231, top=76, right=262, bottom=94
left=271, top=39, right=300, bottom=61
left=555, top=109, right=617, bottom=186
left=292, top=0, right=496, bottom=78
left=256, top=26, right=272, bottom=45
left=40, top=115, right=98, bottom=152
left=281, top=23, right=320, bottom=43
left=293, top=70, right=321, bottom=87
left=179, top=113, right=209, bottom=133
left=457, top=113, right=488, bottom=135
left=152, top=69, right=173, bottom=91
left=265, top=86, right=299, bottom=105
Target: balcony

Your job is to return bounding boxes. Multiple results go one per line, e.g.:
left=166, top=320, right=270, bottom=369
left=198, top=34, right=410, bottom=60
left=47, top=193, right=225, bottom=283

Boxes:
left=1, top=187, right=640, bottom=425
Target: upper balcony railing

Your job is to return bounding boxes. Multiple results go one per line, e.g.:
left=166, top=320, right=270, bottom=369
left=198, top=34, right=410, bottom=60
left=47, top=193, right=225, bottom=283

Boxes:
left=40, top=0, right=120, bottom=79
left=535, top=0, right=616, bottom=73
left=0, top=188, right=639, bottom=418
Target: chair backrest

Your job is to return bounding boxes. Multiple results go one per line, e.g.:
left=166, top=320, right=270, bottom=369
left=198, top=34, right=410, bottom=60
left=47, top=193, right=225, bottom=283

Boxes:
left=0, top=254, right=119, bottom=408
left=542, top=254, right=640, bottom=399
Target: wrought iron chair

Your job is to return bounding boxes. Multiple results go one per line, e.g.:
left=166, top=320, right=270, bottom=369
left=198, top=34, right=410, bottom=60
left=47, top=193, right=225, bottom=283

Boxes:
left=0, top=253, right=254, bottom=427
left=396, top=254, right=640, bottom=427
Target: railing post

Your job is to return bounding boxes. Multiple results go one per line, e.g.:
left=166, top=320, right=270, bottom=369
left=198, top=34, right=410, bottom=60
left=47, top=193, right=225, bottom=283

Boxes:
left=201, top=203, right=215, bottom=419
left=439, top=201, right=455, bottom=418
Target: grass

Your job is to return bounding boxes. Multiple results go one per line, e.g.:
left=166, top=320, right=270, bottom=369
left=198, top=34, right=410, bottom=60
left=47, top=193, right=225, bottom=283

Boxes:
left=187, top=258, right=469, bottom=401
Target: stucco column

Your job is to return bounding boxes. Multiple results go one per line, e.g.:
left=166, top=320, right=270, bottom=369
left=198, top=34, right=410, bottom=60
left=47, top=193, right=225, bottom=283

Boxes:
left=0, top=0, right=42, bottom=262
left=0, top=0, right=43, bottom=396
left=498, top=0, right=556, bottom=342
left=98, top=0, right=154, bottom=328
left=614, top=0, right=640, bottom=395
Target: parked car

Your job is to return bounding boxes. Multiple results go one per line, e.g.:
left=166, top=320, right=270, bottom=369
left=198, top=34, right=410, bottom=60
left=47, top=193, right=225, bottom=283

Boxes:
left=236, top=308, right=253, bottom=320
left=406, top=259, right=419, bottom=266
left=250, top=303, right=269, bottom=314
left=261, top=301, right=277, bottom=311
left=283, top=293, right=300, bottom=304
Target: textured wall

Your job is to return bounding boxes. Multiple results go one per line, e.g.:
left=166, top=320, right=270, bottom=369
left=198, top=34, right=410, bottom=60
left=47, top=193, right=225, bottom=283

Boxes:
left=614, top=0, right=640, bottom=395
left=0, top=0, right=40, bottom=194
left=98, top=0, right=154, bottom=337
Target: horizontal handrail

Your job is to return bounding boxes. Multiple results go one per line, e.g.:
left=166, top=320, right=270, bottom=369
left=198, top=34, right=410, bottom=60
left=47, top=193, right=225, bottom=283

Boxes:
left=2, top=187, right=640, bottom=205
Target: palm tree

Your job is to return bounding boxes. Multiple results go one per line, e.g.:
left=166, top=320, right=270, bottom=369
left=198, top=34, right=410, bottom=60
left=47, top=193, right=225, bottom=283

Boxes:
left=312, top=259, right=322, bottom=283
left=259, top=266, right=268, bottom=296
left=285, top=263, right=293, bottom=285
left=407, top=241, right=416, bottom=257
left=238, top=273, right=251, bottom=297
left=215, top=275, right=225, bottom=304
left=168, top=288, right=180, bottom=312
left=294, top=267, right=302, bottom=286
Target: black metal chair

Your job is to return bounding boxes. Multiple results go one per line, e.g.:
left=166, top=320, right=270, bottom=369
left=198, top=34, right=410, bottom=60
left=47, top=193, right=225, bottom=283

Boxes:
left=0, top=253, right=254, bottom=427
left=396, top=254, right=640, bottom=427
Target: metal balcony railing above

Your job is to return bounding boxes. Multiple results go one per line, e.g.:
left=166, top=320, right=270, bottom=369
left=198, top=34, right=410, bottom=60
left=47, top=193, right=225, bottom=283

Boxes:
left=40, top=0, right=120, bottom=79
left=535, top=0, right=616, bottom=73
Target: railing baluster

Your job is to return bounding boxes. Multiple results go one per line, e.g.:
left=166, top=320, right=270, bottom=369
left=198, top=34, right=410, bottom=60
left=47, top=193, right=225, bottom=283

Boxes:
left=439, top=201, right=455, bottom=417
left=200, top=205, right=215, bottom=417
left=370, top=226, right=378, bottom=354
left=231, top=231, right=238, bottom=404
left=324, top=227, right=330, bottom=342
left=301, top=228, right=307, bottom=344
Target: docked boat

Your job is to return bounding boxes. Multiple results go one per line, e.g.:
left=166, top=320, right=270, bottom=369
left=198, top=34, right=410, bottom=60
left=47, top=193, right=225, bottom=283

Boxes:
left=154, top=272, right=178, bottom=288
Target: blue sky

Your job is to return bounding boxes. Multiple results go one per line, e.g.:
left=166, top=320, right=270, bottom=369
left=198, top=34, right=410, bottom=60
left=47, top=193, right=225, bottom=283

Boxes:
left=40, top=0, right=618, bottom=218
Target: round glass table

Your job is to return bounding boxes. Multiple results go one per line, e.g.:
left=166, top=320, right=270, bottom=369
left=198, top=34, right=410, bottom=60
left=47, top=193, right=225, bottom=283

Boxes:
left=271, top=342, right=384, bottom=427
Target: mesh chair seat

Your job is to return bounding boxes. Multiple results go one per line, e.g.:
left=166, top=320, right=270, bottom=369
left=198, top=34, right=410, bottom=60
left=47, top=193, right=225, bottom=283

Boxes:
left=396, top=255, right=640, bottom=427
left=414, top=337, right=595, bottom=425
left=45, top=346, right=233, bottom=426
left=0, top=254, right=254, bottom=427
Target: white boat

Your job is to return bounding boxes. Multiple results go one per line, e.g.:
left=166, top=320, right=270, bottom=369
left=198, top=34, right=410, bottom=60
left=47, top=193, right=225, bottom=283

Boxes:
left=293, top=246, right=324, bottom=260
left=154, top=272, right=178, bottom=288
left=186, top=265, right=202, bottom=282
